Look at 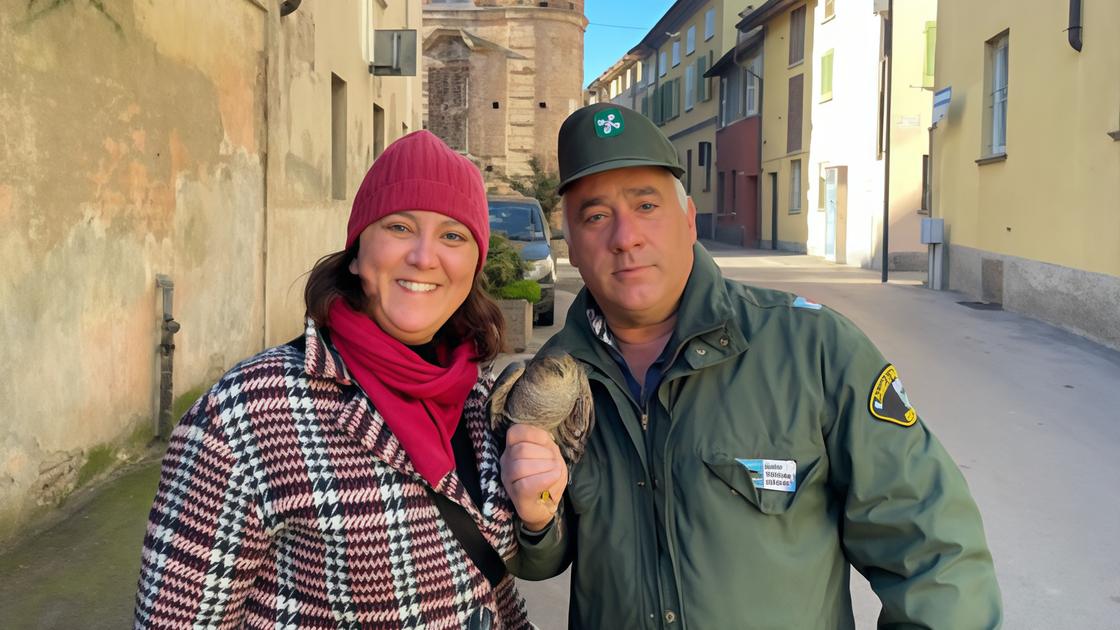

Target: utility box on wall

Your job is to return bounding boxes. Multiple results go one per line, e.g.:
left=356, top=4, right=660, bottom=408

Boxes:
left=370, top=30, right=417, bottom=76
left=921, top=217, right=944, bottom=244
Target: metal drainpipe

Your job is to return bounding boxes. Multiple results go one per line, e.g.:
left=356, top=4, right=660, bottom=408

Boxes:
left=155, top=275, right=181, bottom=439
left=880, top=0, right=894, bottom=283
left=1067, top=0, right=1083, bottom=52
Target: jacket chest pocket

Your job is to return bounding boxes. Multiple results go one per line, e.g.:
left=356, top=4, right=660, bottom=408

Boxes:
left=702, top=453, right=823, bottom=515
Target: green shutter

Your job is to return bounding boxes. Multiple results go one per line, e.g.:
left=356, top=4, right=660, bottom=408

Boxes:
left=697, top=57, right=708, bottom=102
left=652, top=85, right=662, bottom=123
left=821, top=49, right=834, bottom=101
left=673, top=78, right=681, bottom=118
left=641, top=94, right=649, bottom=117
left=923, top=21, right=937, bottom=88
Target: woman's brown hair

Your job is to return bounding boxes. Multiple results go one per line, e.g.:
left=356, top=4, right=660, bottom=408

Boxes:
left=303, top=245, right=508, bottom=362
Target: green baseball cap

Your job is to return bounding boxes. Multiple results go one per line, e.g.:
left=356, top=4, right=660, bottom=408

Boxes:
left=557, top=103, right=685, bottom=193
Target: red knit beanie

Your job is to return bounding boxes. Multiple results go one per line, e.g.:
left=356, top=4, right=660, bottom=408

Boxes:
left=346, top=130, right=489, bottom=269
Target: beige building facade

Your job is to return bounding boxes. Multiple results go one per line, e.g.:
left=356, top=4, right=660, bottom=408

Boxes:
left=422, top=0, right=586, bottom=183
left=0, top=0, right=421, bottom=544
left=932, top=0, right=1120, bottom=349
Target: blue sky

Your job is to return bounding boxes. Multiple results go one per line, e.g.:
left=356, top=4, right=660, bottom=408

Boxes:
left=584, top=0, right=677, bottom=86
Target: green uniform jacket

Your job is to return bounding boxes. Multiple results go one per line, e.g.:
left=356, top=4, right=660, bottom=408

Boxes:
left=512, top=245, right=1002, bottom=629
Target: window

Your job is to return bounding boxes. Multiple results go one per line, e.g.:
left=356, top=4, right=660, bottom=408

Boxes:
left=331, top=73, right=347, bottom=200
left=685, top=64, right=696, bottom=111
left=789, top=159, right=802, bottom=213
left=659, top=51, right=668, bottom=77
left=743, top=56, right=761, bottom=115
left=787, top=74, right=804, bottom=153
left=672, top=41, right=681, bottom=66
left=789, top=5, right=807, bottom=66
left=704, top=8, right=715, bottom=40
left=700, top=141, right=712, bottom=192
left=824, top=0, right=835, bottom=20
left=820, top=49, right=834, bottom=101
left=986, top=32, right=1009, bottom=155
left=720, top=76, right=730, bottom=125
left=686, top=26, right=696, bottom=55
left=923, top=21, right=937, bottom=89
left=373, top=103, right=385, bottom=159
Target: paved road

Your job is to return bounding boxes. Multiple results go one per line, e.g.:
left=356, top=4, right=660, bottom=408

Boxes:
left=517, top=243, right=1120, bottom=630
left=3, top=243, right=1118, bottom=629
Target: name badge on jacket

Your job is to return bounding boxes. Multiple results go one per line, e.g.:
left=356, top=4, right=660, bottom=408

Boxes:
left=736, top=459, right=797, bottom=492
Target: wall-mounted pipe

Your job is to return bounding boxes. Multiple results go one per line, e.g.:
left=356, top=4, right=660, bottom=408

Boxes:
left=155, top=275, right=180, bottom=439
left=1068, top=0, right=1083, bottom=52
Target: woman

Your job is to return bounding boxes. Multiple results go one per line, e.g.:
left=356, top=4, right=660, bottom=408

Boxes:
left=135, top=131, right=531, bottom=629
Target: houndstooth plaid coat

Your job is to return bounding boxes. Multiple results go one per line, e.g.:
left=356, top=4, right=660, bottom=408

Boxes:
left=134, top=321, right=531, bottom=629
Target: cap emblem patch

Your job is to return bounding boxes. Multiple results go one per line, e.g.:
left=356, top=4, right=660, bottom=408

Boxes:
left=594, top=108, right=624, bottom=138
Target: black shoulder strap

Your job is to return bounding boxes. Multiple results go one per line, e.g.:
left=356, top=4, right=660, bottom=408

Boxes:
left=426, top=488, right=508, bottom=589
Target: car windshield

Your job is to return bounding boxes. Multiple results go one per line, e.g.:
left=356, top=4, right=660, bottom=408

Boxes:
left=488, top=203, right=544, bottom=241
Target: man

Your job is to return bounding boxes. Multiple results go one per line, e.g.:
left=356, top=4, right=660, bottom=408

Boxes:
left=500, top=103, right=1002, bottom=628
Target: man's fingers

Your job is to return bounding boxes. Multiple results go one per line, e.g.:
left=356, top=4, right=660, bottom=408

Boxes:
left=504, top=424, right=556, bottom=447
left=502, top=456, right=561, bottom=484
left=503, top=440, right=559, bottom=462
left=510, top=469, right=563, bottom=498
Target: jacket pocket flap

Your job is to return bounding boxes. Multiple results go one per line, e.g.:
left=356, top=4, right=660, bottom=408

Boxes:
left=703, top=456, right=813, bottom=515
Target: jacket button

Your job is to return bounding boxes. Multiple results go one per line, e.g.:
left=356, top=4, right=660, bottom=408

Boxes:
left=695, top=347, right=707, bottom=356
left=719, top=336, right=729, bottom=346
left=664, top=610, right=677, bottom=623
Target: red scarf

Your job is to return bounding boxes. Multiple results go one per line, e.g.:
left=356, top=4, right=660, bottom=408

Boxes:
left=327, top=300, right=479, bottom=486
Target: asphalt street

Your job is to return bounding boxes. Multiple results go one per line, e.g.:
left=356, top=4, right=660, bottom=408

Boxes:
left=513, top=242, right=1120, bottom=630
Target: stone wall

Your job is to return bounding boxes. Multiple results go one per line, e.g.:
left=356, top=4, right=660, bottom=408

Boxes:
left=422, top=2, right=586, bottom=184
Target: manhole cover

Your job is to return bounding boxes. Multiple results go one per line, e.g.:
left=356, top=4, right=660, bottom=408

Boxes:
left=957, top=301, right=1002, bottom=311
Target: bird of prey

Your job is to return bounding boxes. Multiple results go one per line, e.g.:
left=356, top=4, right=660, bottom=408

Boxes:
left=490, top=354, right=595, bottom=502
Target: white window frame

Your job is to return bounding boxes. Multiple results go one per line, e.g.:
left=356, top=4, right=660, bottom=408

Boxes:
left=686, top=26, right=697, bottom=55
left=659, top=51, right=668, bottom=77
left=990, top=34, right=1009, bottom=154
left=685, top=65, right=696, bottom=111
left=672, top=41, right=681, bottom=66
left=741, top=56, right=760, bottom=116
left=719, top=76, right=729, bottom=126
left=704, top=8, right=715, bottom=40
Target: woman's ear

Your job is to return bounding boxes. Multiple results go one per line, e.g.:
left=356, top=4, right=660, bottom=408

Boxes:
left=348, top=256, right=359, bottom=275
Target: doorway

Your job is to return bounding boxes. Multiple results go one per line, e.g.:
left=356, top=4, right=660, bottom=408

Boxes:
left=769, top=172, right=778, bottom=250
left=824, top=166, right=848, bottom=263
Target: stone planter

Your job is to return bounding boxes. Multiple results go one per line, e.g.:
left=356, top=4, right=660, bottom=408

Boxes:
left=497, top=298, right=532, bottom=353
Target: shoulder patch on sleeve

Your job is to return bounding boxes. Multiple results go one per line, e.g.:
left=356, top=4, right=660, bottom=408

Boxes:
left=792, top=296, right=822, bottom=310
left=869, top=364, right=918, bottom=427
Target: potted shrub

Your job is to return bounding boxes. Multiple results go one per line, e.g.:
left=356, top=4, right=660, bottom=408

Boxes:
left=484, top=234, right=541, bottom=353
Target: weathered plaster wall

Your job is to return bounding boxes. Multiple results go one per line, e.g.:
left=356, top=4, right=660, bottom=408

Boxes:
left=0, top=0, right=423, bottom=544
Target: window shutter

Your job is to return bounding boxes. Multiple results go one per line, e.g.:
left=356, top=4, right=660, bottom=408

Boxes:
left=652, top=86, right=663, bottom=123
left=641, top=94, right=649, bottom=118
left=821, top=49, right=834, bottom=101
left=923, top=22, right=937, bottom=88
left=697, top=57, right=708, bottom=101
left=673, top=78, right=682, bottom=118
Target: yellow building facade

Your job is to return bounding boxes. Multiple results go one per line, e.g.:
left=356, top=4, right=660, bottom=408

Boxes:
left=0, top=0, right=422, bottom=544
left=932, top=0, right=1120, bottom=349
left=750, top=0, right=816, bottom=252
left=623, top=0, right=741, bottom=232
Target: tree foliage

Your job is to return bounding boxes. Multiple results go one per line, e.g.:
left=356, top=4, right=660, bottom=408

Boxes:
left=506, top=156, right=561, bottom=223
